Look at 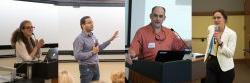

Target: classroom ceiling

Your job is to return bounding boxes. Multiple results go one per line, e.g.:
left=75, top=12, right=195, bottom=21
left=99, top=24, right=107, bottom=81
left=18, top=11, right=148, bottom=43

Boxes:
left=16, top=0, right=125, bottom=7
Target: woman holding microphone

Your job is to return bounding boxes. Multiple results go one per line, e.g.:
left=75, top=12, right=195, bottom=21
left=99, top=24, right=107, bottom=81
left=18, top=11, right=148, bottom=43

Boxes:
left=204, top=9, right=237, bottom=83
left=11, top=20, right=44, bottom=63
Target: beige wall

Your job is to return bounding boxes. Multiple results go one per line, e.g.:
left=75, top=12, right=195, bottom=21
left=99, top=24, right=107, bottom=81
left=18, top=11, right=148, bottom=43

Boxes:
left=192, top=15, right=245, bottom=59
left=193, top=0, right=244, bottom=12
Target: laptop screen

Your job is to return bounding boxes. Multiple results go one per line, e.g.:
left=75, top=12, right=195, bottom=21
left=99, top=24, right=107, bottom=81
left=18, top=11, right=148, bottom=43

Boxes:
left=44, top=48, right=58, bottom=62
left=155, top=50, right=190, bottom=62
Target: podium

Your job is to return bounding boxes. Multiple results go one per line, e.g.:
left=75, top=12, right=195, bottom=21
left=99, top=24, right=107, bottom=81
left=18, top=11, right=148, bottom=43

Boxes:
left=14, top=61, right=58, bottom=80
left=127, top=60, right=192, bottom=83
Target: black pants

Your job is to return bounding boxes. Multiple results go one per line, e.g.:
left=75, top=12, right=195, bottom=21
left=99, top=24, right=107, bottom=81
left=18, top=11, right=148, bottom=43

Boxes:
left=205, top=55, right=235, bottom=83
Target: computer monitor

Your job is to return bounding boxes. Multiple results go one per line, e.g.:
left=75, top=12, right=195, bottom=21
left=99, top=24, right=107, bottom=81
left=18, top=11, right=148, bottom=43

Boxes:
left=155, top=50, right=190, bottom=62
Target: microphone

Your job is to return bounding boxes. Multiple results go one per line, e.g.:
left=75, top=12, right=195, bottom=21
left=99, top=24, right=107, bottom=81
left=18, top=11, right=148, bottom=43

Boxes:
left=32, top=33, right=37, bottom=40
left=214, top=26, right=219, bottom=44
left=32, top=33, right=41, bottom=62
left=88, top=32, right=98, bottom=46
left=94, top=40, right=98, bottom=47
left=214, top=25, right=219, bottom=35
left=92, top=38, right=98, bottom=47
left=170, top=28, right=190, bottom=50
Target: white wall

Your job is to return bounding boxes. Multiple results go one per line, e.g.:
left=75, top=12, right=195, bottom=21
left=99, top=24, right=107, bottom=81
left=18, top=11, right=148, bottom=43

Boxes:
left=0, top=0, right=125, bottom=51
left=145, top=0, right=192, bottom=40
left=129, top=0, right=146, bottom=44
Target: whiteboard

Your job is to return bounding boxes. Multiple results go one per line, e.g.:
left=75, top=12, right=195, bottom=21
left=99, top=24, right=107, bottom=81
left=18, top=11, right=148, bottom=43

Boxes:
left=0, top=0, right=125, bottom=50
left=0, top=1, right=59, bottom=45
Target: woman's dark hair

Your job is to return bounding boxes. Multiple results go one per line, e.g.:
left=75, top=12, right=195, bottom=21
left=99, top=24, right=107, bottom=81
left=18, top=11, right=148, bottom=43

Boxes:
left=11, top=20, right=36, bottom=54
left=212, top=9, right=228, bottom=23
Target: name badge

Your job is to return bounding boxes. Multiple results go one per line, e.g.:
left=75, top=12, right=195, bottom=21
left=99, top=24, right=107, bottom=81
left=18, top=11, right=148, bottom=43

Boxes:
left=148, top=42, right=155, bottom=48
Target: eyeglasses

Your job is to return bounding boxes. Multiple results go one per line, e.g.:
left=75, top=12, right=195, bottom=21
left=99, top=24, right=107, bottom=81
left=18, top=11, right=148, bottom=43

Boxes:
left=23, top=26, right=35, bottom=30
left=85, top=21, right=93, bottom=24
left=155, top=30, right=166, bottom=41
left=151, top=13, right=165, bottom=18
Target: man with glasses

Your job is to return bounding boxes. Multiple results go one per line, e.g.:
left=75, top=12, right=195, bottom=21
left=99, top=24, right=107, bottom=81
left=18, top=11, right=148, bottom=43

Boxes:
left=126, top=6, right=187, bottom=64
left=73, top=16, right=118, bottom=83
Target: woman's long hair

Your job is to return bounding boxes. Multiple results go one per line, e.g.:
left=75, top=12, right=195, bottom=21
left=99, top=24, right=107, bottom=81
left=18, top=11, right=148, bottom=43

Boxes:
left=11, top=20, right=36, bottom=54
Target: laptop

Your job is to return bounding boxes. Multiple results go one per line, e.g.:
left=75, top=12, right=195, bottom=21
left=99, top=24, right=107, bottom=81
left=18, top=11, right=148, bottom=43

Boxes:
left=155, top=50, right=190, bottom=62
left=44, top=48, right=58, bottom=62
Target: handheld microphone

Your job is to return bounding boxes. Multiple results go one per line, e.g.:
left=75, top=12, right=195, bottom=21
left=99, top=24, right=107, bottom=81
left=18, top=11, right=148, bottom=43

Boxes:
left=214, top=26, right=219, bottom=44
left=32, top=33, right=36, bottom=40
left=95, top=42, right=98, bottom=47
left=170, top=28, right=190, bottom=50
left=92, top=38, right=98, bottom=47
left=214, top=26, right=219, bottom=35
left=32, top=33, right=41, bottom=61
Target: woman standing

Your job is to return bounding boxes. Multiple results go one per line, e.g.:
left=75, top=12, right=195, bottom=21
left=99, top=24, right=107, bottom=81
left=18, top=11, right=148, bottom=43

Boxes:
left=204, top=9, right=237, bottom=83
left=11, top=20, right=44, bottom=63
